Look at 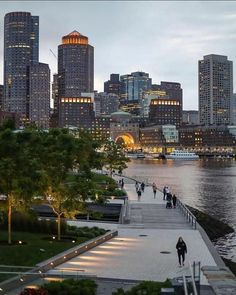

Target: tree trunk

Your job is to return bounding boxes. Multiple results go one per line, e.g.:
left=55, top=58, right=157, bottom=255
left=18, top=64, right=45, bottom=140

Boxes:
left=8, top=196, right=12, bottom=245
left=57, top=213, right=61, bottom=241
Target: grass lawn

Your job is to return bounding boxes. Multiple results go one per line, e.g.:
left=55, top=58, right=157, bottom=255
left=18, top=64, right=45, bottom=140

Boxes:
left=0, top=230, right=88, bottom=282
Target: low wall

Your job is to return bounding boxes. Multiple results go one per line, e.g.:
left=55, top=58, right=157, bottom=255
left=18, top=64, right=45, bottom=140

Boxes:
left=0, top=230, right=118, bottom=294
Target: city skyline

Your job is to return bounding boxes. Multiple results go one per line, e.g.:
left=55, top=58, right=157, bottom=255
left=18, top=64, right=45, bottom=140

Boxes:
left=1, top=1, right=236, bottom=110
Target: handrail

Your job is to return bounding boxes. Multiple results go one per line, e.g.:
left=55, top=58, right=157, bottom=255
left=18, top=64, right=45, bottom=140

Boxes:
left=189, top=262, right=198, bottom=295
left=183, top=275, right=188, bottom=295
left=177, top=198, right=197, bottom=229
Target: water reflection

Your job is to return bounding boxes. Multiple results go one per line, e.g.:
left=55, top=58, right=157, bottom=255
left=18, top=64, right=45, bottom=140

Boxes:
left=125, top=158, right=236, bottom=227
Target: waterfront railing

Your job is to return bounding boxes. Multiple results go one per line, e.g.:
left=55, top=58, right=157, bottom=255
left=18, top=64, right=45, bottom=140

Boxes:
left=176, top=261, right=200, bottom=295
left=176, top=198, right=197, bottom=229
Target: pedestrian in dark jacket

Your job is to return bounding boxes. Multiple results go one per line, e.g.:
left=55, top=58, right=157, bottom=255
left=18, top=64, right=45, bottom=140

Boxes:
left=176, top=237, right=187, bottom=267
left=172, top=194, right=177, bottom=208
left=140, top=182, right=145, bottom=192
left=137, top=189, right=142, bottom=201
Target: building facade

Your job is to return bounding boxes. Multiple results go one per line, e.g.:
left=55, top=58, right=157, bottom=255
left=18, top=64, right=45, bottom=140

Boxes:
left=52, top=74, right=59, bottom=114
left=94, top=92, right=119, bottom=116
left=110, top=111, right=140, bottom=146
left=120, top=71, right=152, bottom=115
left=29, top=63, right=50, bottom=128
left=149, top=98, right=181, bottom=127
left=104, top=74, right=121, bottom=97
left=199, top=54, right=233, bottom=126
left=0, top=85, right=3, bottom=110
left=91, top=116, right=111, bottom=141
left=58, top=30, right=94, bottom=128
left=182, top=110, right=199, bottom=125
left=232, top=94, right=236, bottom=125
left=59, top=96, right=95, bottom=129
left=152, top=81, right=183, bottom=123
left=179, top=125, right=236, bottom=149
left=142, top=90, right=168, bottom=117
left=4, top=12, right=39, bottom=116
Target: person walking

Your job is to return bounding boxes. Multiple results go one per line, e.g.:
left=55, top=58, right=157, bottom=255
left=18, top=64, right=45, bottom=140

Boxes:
left=141, top=182, right=145, bottom=192
left=137, top=188, right=142, bottom=201
left=152, top=182, right=157, bottom=198
left=166, top=192, right=172, bottom=208
left=135, top=181, right=139, bottom=192
left=176, top=237, right=187, bottom=267
left=163, top=186, right=167, bottom=200
left=172, top=194, right=177, bottom=208
left=121, top=178, right=124, bottom=189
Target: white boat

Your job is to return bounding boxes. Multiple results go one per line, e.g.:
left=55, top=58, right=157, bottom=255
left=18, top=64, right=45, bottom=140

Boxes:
left=166, top=150, right=199, bottom=160
left=127, top=153, right=145, bottom=159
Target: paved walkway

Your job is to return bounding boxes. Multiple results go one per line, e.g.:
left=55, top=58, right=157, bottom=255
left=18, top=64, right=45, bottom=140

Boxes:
left=47, top=178, right=217, bottom=286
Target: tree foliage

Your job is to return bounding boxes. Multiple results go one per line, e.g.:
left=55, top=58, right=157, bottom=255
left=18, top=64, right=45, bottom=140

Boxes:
left=0, top=127, right=104, bottom=243
left=0, top=129, right=45, bottom=244
left=103, top=140, right=129, bottom=175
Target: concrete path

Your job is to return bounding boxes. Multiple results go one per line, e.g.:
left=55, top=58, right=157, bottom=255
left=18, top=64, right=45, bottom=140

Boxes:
left=47, top=178, right=217, bottom=286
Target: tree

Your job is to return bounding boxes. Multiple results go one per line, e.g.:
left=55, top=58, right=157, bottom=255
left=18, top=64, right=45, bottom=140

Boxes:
left=39, top=129, right=77, bottom=241
left=40, top=129, right=100, bottom=241
left=103, top=140, right=129, bottom=176
left=0, top=129, right=45, bottom=244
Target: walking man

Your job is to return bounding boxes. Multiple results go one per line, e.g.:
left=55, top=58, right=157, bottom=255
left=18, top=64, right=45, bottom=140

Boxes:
left=152, top=182, right=157, bottom=198
left=172, top=194, right=177, bottom=208
left=141, top=182, right=145, bottom=192
left=137, top=188, right=142, bottom=201
left=163, top=186, right=167, bottom=200
left=176, top=237, right=187, bottom=267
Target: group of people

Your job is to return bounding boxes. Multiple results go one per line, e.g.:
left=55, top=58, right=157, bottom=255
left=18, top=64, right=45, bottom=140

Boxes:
left=163, top=186, right=177, bottom=209
left=134, top=179, right=188, bottom=267
left=118, top=178, right=124, bottom=189
left=135, top=181, right=145, bottom=201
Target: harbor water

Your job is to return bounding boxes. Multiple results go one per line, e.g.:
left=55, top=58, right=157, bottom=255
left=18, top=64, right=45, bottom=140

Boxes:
left=124, top=158, right=236, bottom=261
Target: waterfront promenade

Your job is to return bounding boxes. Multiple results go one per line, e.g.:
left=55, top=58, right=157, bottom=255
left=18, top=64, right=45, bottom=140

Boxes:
left=48, top=178, right=217, bottom=285
left=6, top=177, right=236, bottom=295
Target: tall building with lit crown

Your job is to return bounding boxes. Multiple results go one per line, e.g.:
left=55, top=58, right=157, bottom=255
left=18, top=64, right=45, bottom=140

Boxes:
left=4, top=12, right=39, bottom=116
left=58, top=30, right=94, bottom=128
left=199, top=54, right=233, bottom=126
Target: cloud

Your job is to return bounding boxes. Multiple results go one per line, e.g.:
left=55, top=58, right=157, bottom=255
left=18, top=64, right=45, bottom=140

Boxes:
left=1, top=1, right=236, bottom=110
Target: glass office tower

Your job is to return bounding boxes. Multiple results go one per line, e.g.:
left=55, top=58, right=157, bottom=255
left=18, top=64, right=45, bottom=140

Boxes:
left=4, top=12, right=39, bottom=116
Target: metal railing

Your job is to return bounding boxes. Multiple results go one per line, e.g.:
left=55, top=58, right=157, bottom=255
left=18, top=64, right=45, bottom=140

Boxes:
left=177, top=198, right=197, bottom=229
left=182, top=261, right=200, bottom=295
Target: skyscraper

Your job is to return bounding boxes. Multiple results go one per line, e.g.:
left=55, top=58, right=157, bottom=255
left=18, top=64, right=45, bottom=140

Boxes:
left=199, top=54, right=233, bottom=126
left=29, top=63, right=50, bottom=128
left=58, top=30, right=94, bottom=97
left=4, top=12, right=39, bottom=116
left=58, top=30, right=94, bottom=128
left=104, top=74, right=121, bottom=96
left=120, top=71, right=152, bottom=115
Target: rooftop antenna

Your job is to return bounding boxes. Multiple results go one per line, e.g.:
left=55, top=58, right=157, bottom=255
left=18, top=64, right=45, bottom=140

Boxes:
left=50, top=49, right=57, bottom=59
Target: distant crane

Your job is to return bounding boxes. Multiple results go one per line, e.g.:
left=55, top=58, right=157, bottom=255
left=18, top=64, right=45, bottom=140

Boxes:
left=50, top=49, right=57, bottom=59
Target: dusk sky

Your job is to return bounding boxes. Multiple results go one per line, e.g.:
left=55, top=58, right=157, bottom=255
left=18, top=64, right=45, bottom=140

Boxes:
left=1, top=1, right=236, bottom=110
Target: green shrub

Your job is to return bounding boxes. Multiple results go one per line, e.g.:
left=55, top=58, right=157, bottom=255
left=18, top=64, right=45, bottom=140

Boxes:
left=1, top=212, right=67, bottom=235
left=42, top=278, right=97, bottom=295
left=112, top=280, right=172, bottom=295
